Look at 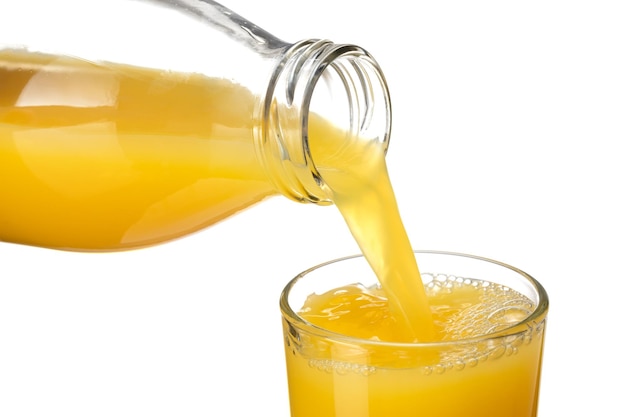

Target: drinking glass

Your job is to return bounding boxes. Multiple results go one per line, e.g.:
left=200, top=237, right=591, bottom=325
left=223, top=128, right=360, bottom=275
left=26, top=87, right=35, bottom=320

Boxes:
left=280, top=250, right=549, bottom=417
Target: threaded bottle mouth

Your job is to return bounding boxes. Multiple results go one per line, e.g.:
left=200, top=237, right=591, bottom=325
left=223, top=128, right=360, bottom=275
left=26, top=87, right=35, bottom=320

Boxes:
left=258, top=39, right=392, bottom=204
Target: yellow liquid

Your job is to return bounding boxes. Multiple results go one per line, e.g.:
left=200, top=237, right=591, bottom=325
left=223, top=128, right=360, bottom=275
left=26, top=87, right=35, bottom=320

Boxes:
left=287, top=278, right=546, bottom=417
left=0, top=48, right=432, bottom=338
left=1, top=50, right=546, bottom=416
left=0, top=49, right=274, bottom=250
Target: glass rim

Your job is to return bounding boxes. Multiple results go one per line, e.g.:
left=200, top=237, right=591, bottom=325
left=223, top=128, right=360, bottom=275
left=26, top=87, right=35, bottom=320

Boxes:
left=279, top=250, right=549, bottom=349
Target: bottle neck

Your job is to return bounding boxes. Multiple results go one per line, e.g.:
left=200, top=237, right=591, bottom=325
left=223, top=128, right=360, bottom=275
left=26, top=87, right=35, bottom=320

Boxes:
left=257, top=39, right=392, bottom=204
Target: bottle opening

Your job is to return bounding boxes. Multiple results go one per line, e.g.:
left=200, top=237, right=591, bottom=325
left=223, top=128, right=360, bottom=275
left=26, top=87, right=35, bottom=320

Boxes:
left=259, top=40, right=392, bottom=204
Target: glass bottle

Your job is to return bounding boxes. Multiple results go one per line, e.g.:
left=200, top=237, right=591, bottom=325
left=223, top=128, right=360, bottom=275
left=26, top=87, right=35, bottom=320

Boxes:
left=0, top=0, right=391, bottom=251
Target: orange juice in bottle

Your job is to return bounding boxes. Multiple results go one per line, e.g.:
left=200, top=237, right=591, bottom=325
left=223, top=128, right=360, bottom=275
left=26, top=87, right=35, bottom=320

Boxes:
left=0, top=0, right=392, bottom=252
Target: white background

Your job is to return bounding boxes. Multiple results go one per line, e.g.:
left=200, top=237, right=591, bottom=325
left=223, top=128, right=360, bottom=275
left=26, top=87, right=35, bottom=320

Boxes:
left=1, top=0, right=625, bottom=416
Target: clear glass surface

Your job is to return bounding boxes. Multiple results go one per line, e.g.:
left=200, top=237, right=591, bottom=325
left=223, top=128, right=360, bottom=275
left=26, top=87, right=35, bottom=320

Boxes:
left=280, top=250, right=549, bottom=417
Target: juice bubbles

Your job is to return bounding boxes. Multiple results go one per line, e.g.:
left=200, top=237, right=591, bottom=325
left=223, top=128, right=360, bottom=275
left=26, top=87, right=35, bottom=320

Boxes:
left=280, top=251, right=548, bottom=417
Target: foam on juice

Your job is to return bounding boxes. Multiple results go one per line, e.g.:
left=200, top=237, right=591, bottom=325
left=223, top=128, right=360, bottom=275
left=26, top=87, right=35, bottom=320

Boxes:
left=300, top=275, right=536, bottom=344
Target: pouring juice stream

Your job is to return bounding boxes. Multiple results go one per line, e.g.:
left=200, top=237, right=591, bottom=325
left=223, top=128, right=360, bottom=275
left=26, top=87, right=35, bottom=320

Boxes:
left=0, top=49, right=434, bottom=341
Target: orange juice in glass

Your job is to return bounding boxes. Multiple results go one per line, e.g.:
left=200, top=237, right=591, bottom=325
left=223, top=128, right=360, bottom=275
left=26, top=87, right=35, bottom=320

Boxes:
left=280, top=250, right=548, bottom=417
